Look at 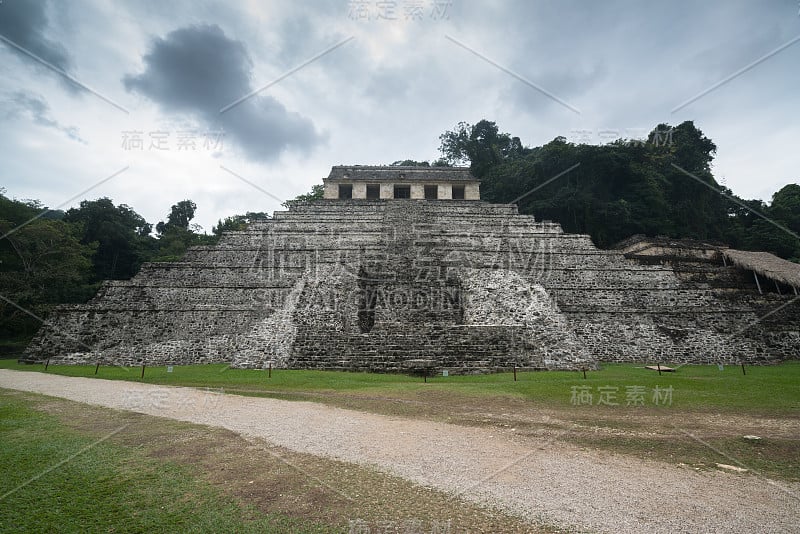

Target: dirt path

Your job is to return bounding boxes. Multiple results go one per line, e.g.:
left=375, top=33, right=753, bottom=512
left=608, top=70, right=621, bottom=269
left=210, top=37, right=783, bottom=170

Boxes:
left=1, top=369, right=798, bottom=533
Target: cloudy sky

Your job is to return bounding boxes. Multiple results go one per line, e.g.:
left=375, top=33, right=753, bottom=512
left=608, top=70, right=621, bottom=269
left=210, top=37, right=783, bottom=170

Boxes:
left=1, top=0, right=798, bottom=232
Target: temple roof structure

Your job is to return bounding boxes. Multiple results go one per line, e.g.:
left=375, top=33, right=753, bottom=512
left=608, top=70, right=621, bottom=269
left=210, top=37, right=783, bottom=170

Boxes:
left=326, top=165, right=476, bottom=182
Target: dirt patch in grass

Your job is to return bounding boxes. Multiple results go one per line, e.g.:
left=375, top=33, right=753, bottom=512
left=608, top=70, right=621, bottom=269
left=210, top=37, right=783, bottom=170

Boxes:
left=26, top=377, right=799, bottom=486
left=208, top=386, right=800, bottom=483
left=21, top=391, right=559, bottom=533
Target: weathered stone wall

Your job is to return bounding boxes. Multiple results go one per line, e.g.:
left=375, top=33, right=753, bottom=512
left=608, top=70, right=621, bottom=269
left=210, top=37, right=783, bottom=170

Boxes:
left=24, top=199, right=799, bottom=371
left=231, top=276, right=307, bottom=369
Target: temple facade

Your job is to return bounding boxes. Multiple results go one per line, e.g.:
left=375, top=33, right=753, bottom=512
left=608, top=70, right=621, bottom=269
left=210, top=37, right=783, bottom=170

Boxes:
left=322, top=166, right=481, bottom=201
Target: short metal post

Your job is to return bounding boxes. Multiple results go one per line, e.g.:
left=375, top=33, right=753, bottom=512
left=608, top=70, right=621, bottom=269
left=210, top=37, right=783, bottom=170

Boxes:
left=741, top=362, right=746, bottom=376
left=582, top=368, right=587, bottom=379
left=95, top=362, right=100, bottom=375
left=141, top=364, right=146, bottom=379
left=268, top=361, right=272, bottom=378
left=657, top=363, right=662, bottom=376
left=45, top=359, right=50, bottom=371
left=513, top=366, right=517, bottom=381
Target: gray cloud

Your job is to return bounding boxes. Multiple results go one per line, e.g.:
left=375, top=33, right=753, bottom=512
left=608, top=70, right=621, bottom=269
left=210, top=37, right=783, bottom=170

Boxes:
left=500, top=62, right=607, bottom=117
left=3, top=91, right=86, bottom=144
left=0, top=0, right=72, bottom=74
left=363, top=67, right=413, bottom=103
left=273, top=4, right=349, bottom=66
left=0, top=0, right=796, bottom=232
left=123, top=24, right=323, bottom=161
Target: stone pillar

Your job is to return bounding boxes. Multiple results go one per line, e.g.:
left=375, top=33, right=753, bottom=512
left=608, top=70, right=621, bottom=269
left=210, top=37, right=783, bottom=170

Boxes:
left=438, top=184, right=452, bottom=199
left=323, top=182, right=338, bottom=199
left=380, top=183, right=394, bottom=199
left=352, top=182, right=367, bottom=199
left=410, top=184, right=425, bottom=199
left=465, top=183, right=480, bottom=200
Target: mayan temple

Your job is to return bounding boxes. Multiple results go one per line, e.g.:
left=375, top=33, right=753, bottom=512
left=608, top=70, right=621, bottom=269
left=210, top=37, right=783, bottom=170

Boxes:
left=25, top=166, right=800, bottom=372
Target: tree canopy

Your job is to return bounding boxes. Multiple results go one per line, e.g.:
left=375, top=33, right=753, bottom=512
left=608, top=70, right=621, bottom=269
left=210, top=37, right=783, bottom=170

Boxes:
left=0, top=193, right=268, bottom=343
left=438, top=120, right=799, bottom=259
left=0, top=193, right=97, bottom=340
left=64, top=198, right=153, bottom=281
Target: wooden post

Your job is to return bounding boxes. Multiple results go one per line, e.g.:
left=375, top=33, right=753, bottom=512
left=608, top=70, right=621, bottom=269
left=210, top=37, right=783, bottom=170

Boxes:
left=582, top=368, right=587, bottom=379
left=513, top=366, right=517, bottom=382
left=141, top=364, right=146, bottom=379
left=95, top=362, right=100, bottom=375
left=45, top=359, right=50, bottom=371
left=268, top=361, right=272, bottom=379
left=753, top=271, right=762, bottom=294
left=741, top=362, right=746, bottom=376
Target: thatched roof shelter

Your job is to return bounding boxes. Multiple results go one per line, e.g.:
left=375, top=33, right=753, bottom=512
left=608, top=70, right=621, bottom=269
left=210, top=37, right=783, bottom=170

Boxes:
left=723, top=249, right=800, bottom=289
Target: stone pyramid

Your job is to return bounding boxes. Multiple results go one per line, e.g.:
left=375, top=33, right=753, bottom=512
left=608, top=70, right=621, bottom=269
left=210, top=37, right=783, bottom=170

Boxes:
left=25, top=169, right=799, bottom=373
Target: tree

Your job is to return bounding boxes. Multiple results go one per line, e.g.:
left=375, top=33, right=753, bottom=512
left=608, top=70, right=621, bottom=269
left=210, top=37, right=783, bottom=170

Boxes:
left=439, top=119, right=800, bottom=253
left=745, top=219, right=800, bottom=261
left=212, top=212, right=270, bottom=236
left=439, top=120, right=525, bottom=177
left=282, top=184, right=324, bottom=207
left=156, top=200, right=197, bottom=235
left=758, top=185, right=800, bottom=261
left=0, top=193, right=96, bottom=339
left=666, top=121, right=717, bottom=173
left=769, top=184, right=800, bottom=233
left=64, top=198, right=154, bottom=280
left=149, top=199, right=219, bottom=262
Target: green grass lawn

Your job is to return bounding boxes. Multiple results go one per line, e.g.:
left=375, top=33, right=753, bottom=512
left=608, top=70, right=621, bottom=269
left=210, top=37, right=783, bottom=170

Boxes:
left=0, top=393, right=333, bottom=533
left=0, top=391, right=552, bottom=534
left=2, top=359, right=797, bottom=532
left=2, top=359, right=799, bottom=414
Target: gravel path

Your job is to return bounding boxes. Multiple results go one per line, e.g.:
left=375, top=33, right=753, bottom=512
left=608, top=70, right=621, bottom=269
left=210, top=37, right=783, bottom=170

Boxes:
left=1, top=369, right=798, bottom=533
